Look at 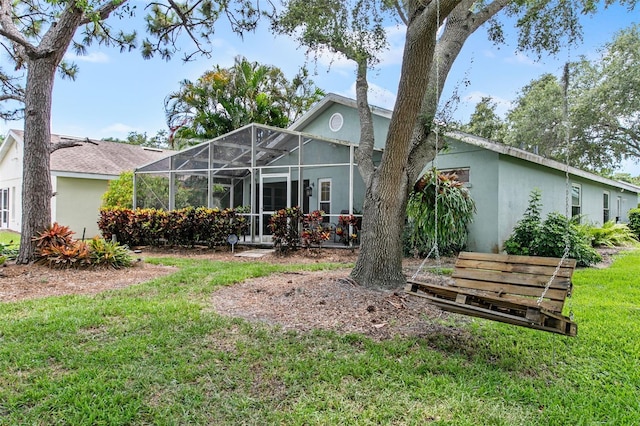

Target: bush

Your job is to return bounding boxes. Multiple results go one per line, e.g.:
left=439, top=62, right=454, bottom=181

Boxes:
left=33, top=223, right=89, bottom=268
left=537, top=213, right=601, bottom=267
left=102, top=171, right=134, bottom=209
left=301, top=210, right=331, bottom=248
left=98, top=206, right=250, bottom=248
left=504, top=190, right=601, bottom=267
left=89, top=238, right=133, bottom=269
left=581, top=220, right=638, bottom=248
left=405, top=169, right=476, bottom=257
left=502, top=190, right=542, bottom=256
left=628, top=208, right=640, bottom=239
left=269, top=207, right=304, bottom=253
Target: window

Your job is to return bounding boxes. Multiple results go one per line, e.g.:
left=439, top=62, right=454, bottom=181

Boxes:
left=603, top=191, right=610, bottom=223
left=318, top=179, right=331, bottom=221
left=0, top=188, right=8, bottom=228
left=328, top=113, right=344, bottom=132
left=441, top=168, right=470, bottom=183
left=571, top=183, right=581, bottom=221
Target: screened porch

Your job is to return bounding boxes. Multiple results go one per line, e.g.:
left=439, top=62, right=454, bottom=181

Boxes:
left=133, top=123, right=376, bottom=244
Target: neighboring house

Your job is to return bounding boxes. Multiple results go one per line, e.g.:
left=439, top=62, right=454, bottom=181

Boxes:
left=0, top=130, right=172, bottom=238
left=133, top=93, right=640, bottom=252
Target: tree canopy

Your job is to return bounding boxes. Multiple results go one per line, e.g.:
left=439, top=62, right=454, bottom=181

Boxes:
left=466, top=23, right=640, bottom=175
left=462, top=97, right=505, bottom=142
left=165, top=56, right=324, bottom=145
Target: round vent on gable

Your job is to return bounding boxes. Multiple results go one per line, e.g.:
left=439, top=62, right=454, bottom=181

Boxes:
left=329, top=113, right=344, bottom=132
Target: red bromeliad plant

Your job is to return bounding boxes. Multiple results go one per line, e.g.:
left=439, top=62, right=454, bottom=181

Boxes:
left=37, top=240, right=91, bottom=269
left=33, top=223, right=91, bottom=269
left=32, top=222, right=75, bottom=252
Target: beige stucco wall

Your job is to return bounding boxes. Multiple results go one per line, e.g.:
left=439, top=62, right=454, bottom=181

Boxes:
left=54, top=176, right=108, bottom=239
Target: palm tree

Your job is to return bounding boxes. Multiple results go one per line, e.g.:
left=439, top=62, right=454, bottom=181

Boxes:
left=165, top=56, right=324, bottom=146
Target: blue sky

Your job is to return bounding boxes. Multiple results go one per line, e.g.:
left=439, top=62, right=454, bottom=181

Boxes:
left=1, top=2, right=639, bottom=172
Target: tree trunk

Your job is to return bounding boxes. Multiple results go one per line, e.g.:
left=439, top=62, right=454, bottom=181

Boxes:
left=351, top=12, right=438, bottom=290
left=351, top=178, right=410, bottom=289
left=15, top=58, right=57, bottom=264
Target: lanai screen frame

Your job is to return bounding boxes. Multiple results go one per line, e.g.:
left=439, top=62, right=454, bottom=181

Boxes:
left=133, top=123, right=365, bottom=243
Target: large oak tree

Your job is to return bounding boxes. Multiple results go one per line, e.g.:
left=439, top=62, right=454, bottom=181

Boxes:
left=273, top=0, right=636, bottom=289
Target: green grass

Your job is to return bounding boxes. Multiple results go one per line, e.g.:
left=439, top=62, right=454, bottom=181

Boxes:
left=0, top=252, right=639, bottom=425
left=0, top=230, right=19, bottom=246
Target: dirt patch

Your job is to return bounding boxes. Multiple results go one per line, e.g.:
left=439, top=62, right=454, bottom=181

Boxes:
left=0, top=260, right=177, bottom=302
left=210, top=268, right=463, bottom=341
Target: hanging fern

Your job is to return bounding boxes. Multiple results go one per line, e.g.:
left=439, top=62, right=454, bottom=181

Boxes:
left=405, top=169, right=476, bottom=257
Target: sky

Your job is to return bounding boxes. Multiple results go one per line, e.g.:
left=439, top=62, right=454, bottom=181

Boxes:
left=1, top=2, right=639, bottom=172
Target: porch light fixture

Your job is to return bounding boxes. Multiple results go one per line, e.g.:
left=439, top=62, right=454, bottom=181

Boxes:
left=305, top=184, right=313, bottom=197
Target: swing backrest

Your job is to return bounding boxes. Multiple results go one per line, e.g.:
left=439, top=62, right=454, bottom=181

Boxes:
left=452, top=252, right=577, bottom=314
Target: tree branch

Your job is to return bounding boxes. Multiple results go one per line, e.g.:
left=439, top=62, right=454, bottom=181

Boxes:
left=167, top=0, right=211, bottom=56
left=50, top=138, right=98, bottom=154
left=406, top=0, right=510, bottom=182
left=354, top=59, right=376, bottom=184
left=0, top=0, right=37, bottom=60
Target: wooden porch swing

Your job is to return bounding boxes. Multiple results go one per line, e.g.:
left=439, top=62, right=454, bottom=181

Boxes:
left=405, top=251, right=577, bottom=336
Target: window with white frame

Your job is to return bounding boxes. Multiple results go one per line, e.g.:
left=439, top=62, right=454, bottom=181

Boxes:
left=328, top=113, right=344, bottom=132
left=318, top=178, right=331, bottom=220
left=571, top=183, right=581, bottom=221
left=603, top=191, right=610, bottom=223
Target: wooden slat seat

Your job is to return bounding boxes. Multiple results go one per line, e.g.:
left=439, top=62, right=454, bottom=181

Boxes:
left=405, top=251, right=577, bottom=336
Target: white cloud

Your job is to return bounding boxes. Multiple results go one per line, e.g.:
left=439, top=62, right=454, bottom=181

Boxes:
left=342, top=82, right=396, bottom=110
left=65, top=51, right=110, bottom=63
left=483, top=49, right=497, bottom=59
left=378, top=24, right=405, bottom=67
left=504, top=51, right=541, bottom=67
left=100, top=123, right=137, bottom=137
left=463, top=91, right=512, bottom=118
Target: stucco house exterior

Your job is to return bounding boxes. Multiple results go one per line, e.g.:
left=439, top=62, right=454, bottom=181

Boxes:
left=0, top=130, right=171, bottom=238
left=133, top=93, right=640, bottom=252
left=434, top=131, right=640, bottom=252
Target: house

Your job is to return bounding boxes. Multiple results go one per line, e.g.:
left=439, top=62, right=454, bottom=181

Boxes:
left=434, top=131, right=640, bottom=252
left=133, top=94, right=640, bottom=252
left=0, top=130, right=172, bottom=238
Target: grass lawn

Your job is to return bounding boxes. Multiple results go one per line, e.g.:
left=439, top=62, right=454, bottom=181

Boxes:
left=0, top=230, right=19, bottom=246
left=0, top=251, right=638, bottom=425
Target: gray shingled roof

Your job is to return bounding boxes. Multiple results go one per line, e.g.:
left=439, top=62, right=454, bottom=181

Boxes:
left=11, top=130, right=172, bottom=176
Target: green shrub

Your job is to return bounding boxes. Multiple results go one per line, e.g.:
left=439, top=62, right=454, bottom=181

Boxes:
left=504, top=190, right=601, bottom=266
left=269, top=207, right=304, bottom=253
left=628, top=208, right=640, bottom=238
left=0, top=241, right=18, bottom=262
left=89, top=238, right=133, bottom=269
left=405, top=169, right=476, bottom=257
left=537, top=213, right=602, bottom=266
left=581, top=220, right=638, bottom=248
left=502, top=190, right=542, bottom=256
left=102, top=171, right=134, bottom=209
